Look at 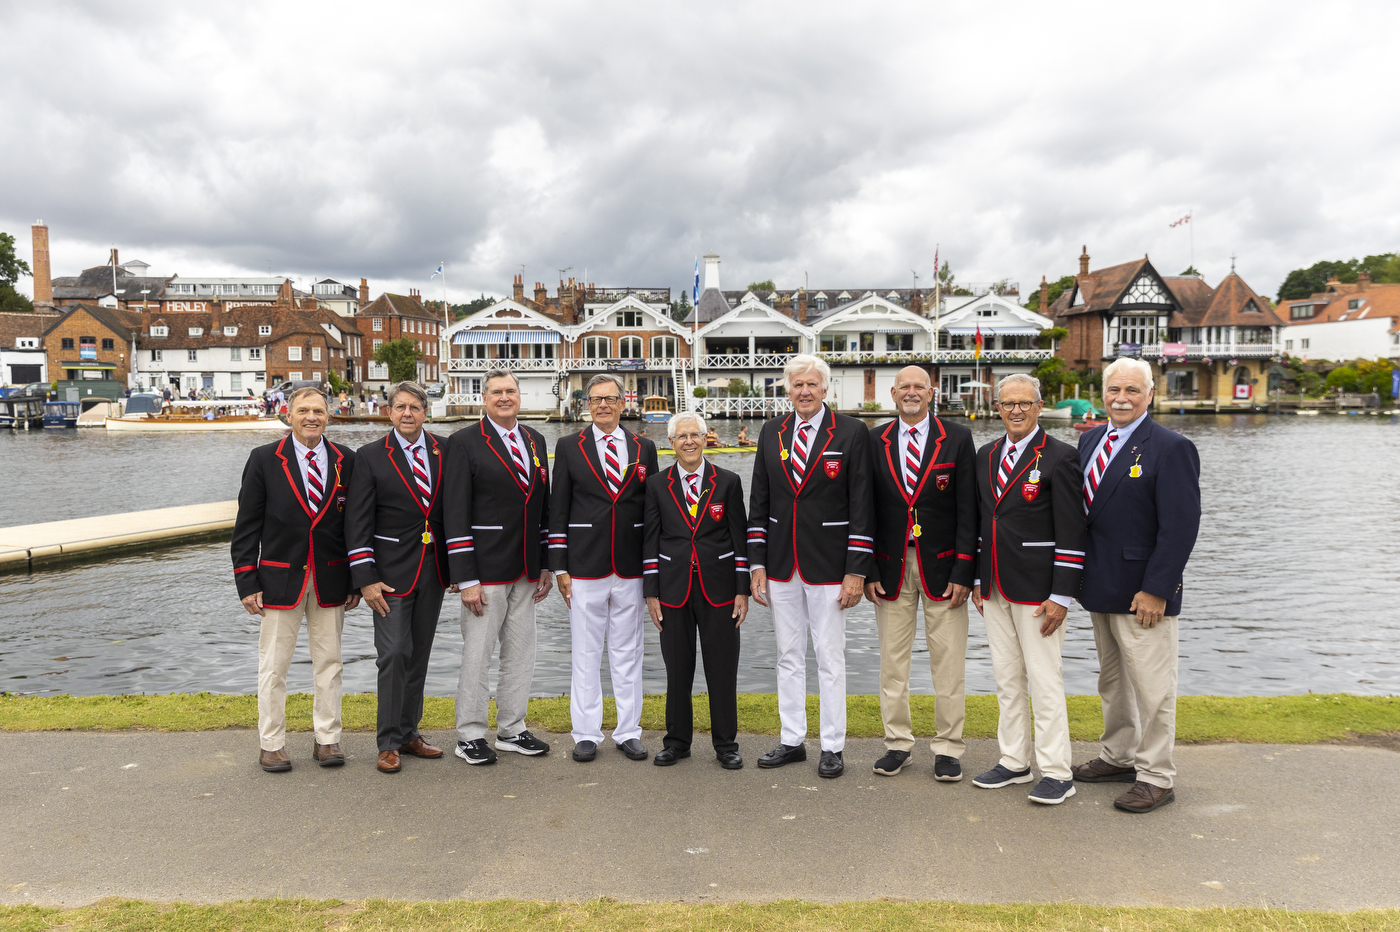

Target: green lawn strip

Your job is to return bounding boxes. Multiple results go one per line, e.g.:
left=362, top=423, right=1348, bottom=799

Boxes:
left=0, top=899, right=1396, bottom=932
left=2, top=692, right=1396, bottom=745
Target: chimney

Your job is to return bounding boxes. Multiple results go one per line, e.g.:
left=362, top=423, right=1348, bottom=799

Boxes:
left=1038, top=275, right=1048, bottom=315
left=411, top=288, right=422, bottom=304
left=910, top=289, right=922, bottom=315
left=1078, top=246, right=1090, bottom=278
left=703, top=253, right=721, bottom=291
left=1358, top=271, right=1372, bottom=290
left=534, top=281, right=547, bottom=304
left=359, top=277, right=369, bottom=309
left=797, top=289, right=808, bottom=325
left=512, top=274, right=524, bottom=303
left=31, top=221, right=52, bottom=306
left=110, top=247, right=120, bottom=270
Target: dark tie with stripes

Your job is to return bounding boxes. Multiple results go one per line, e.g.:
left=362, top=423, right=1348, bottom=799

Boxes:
left=305, top=449, right=323, bottom=510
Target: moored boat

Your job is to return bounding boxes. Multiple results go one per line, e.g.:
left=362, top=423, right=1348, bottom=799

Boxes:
left=105, top=394, right=285, bottom=432
left=1, top=391, right=46, bottom=430
left=43, top=401, right=81, bottom=428
left=642, top=395, right=671, bottom=424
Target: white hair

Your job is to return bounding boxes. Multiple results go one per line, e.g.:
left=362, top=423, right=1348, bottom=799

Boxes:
left=1102, top=357, right=1154, bottom=389
left=666, top=411, right=707, bottom=439
left=783, top=353, right=830, bottom=392
left=994, top=372, right=1042, bottom=403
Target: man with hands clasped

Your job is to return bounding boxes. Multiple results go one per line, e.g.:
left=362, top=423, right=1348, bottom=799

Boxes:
left=970, top=373, right=1086, bottom=805
left=643, top=412, right=750, bottom=770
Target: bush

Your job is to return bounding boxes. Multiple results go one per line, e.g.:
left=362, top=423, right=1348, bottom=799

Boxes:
left=372, top=338, right=420, bottom=384
left=862, top=401, right=883, bottom=411
left=1325, top=365, right=1360, bottom=393
left=692, top=386, right=708, bottom=398
left=1297, top=371, right=1325, bottom=397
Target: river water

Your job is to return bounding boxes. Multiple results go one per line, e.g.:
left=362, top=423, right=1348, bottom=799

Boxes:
left=1, top=413, right=1397, bottom=699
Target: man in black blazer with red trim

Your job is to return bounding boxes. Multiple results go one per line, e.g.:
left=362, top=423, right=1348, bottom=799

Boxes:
left=865, top=366, right=977, bottom=780
left=548, top=373, right=660, bottom=762
left=970, top=373, right=1086, bottom=806
left=749, top=355, right=876, bottom=779
left=345, top=381, right=450, bottom=775
left=443, top=369, right=554, bottom=766
left=643, top=412, right=750, bottom=769
left=232, top=387, right=358, bottom=773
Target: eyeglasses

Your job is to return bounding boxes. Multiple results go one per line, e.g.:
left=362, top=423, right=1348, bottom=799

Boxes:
left=588, top=395, right=621, bottom=406
left=997, top=401, right=1038, bottom=412
left=672, top=432, right=703, bottom=442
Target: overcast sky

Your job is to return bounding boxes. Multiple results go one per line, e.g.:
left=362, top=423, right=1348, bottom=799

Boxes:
left=3, top=0, right=1397, bottom=305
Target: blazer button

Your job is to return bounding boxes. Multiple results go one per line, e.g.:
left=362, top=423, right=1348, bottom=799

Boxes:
left=302, top=564, right=308, bottom=570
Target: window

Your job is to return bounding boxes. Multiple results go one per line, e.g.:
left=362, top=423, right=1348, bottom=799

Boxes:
left=1285, top=340, right=1294, bottom=351
left=372, top=318, right=383, bottom=331
left=859, top=332, right=875, bottom=352
left=61, top=337, right=74, bottom=350
left=248, top=347, right=262, bottom=360
left=252, top=284, right=279, bottom=295
left=311, top=347, right=322, bottom=362
left=223, top=326, right=238, bottom=336
left=583, top=336, right=610, bottom=359
left=1290, top=304, right=1315, bottom=320
left=820, top=334, right=844, bottom=352
left=150, top=349, right=163, bottom=362
left=254, top=372, right=265, bottom=382
left=15, top=337, right=37, bottom=349
left=1348, top=299, right=1361, bottom=310
left=373, top=339, right=383, bottom=351
left=187, top=327, right=203, bottom=337
left=1120, top=274, right=1171, bottom=306
left=258, top=324, right=272, bottom=336
left=977, top=306, right=996, bottom=317
left=102, top=338, right=115, bottom=350
left=230, top=347, right=242, bottom=361
left=230, top=372, right=242, bottom=392
left=619, top=336, right=642, bottom=358
left=187, top=349, right=198, bottom=362
left=457, top=343, right=486, bottom=359
left=213, top=284, right=238, bottom=296
left=311, top=371, right=321, bottom=383
left=1002, top=334, right=1035, bottom=350
left=167, top=283, right=195, bottom=295
left=1300, top=339, right=1310, bottom=350
left=815, top=297, right=827, bottom=311
left=289, top=371, right=303, bottom=381
left=287, top=346, right=302, bottom=361
left=616, top=310, right=642, bottom=327
left=884, top=333, right=913, bottom=351
left=1237, top=327, right=1272, bottom=344
left=650, top=336, right=678, bottom=358
left=150, top=325, right=168, bottom=337
left=1116, top=315, right=1157, bottom=346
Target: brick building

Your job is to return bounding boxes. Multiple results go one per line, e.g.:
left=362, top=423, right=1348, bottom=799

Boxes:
left=41, top=304, right=142, bottom=385
left=358, top=290, right=446, bottom=391
left=0, top=309, right=61, bottom=385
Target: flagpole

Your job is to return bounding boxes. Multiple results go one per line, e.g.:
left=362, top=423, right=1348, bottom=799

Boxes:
left=932, top=244, right=941, bottom=408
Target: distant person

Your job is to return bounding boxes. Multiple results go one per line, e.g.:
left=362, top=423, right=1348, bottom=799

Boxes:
left=970, top=373, right=1085, bottom=806
left=346, top=381, right=451, bottom=775
left=162, top=386, right=172, bottom=403
left=705, top=428, right=720, bottom=447
left=736, top=425, right=753, bottom=446
left=1072, top=358, right=1201, bottom=814
left=231, top=387, right=358, bottom=773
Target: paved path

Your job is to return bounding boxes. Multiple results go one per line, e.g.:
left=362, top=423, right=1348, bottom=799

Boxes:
left=1, top=731, right=1394, bottom=909
left=0, top=501, right=237, bottom=569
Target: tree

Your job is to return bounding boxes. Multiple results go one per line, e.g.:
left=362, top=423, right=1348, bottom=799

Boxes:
left=1037, top=326, right=1068, bottom=349
left=373, top=338, right=420, bottom=383
left=1180, top=265, right=1200, bottom=275
left=726, top=377, right=750, bottom=397
left=669, top=292, right=691, bottom=323
left=936, top=260, right=973, bottom=297
left=451, top=294, right=496, bottom=320
left=0, top=231, right=33, bottom=313
left=1276, top=254, right=1399, bottom=301
left=1033, top=356, right=1078, bottom=396
left=1023, top=274, right=1075, bottom=312
left=746, top=279, right=776, bottom=291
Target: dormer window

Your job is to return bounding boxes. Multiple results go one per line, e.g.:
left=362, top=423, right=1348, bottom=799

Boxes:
left=15, top=337, right=38, bottom=349
left=1348, top=299, right=1361, bottom=310
left=1121, top=274, right=1171, bottom=306
left=258, top=325, right=272, bottom=336
left=188, top=327, right=204, bottom=337
left=223, top=326, right=238, bottom=336
left=213, top=284, right=238, bottom=296
left=150, top=325, right=168, bottom=337
left=167, top=283, right=195, bottom=295
left=250, top=284, right=278, bottom=296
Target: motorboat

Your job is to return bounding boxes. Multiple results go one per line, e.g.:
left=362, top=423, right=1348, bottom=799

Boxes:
left=43, top=401, right=81, bottom=428
left=105, top=394, right=285, bottom=432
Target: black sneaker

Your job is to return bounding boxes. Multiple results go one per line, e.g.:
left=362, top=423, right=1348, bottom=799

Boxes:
left=873, top=750, right=911, bottom=776
left=455, top=739, right=497, bottom=765
left=496, top=730, right=550, bottom=756
left=934, top=755, right=963, bottom=782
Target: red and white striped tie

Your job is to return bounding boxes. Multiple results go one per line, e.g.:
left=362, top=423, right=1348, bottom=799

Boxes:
left=995, top=440, right=1017, bottom=497
left=791, top=422, right=811, bottom=486
left=410, top=444, right=432, bottom=509
left=684, top=472, right=700, bottom=512
left=1083, top=428, right=1120, bottom=512
left=506, top=430, right=531, bottom=488
left=904, top=426, right=920, bottom=496
left=603, top=434, right=623, bottom=494
left=305, top=449, right=323, bottom=510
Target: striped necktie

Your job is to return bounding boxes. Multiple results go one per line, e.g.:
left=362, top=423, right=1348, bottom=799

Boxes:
left=304, top=449, right=323, bottom=510
left=506, top=430, right=531, bottom=488
left=1083, top=428, right=1120, bottom=512
left=409, top=443, right=432, bottom=509
left=904, top=426, right=920, bottom=496
left=995, top=440, right=1017, bottom=497
left=603, top=434, right=623, bottom=494
left=791, top=422, right=811, bottom=486
left=684, top=472, right=700, bottom=512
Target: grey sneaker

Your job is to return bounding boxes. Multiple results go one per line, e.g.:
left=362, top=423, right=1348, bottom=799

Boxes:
left=972, top=764, right=1033, bottom=788
left=1028, top=776, right=1076, bottom=805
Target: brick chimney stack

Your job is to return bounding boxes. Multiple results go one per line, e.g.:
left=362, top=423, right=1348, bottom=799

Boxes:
left=359, top=277, right=369, bottom=309
left=534, top=281, right=547, bottom=304
left=1358, top=271, right=1372, bottom=290
left=512, top=274, right=524, bottom=303
left=910, top=289, right=922, bottom=315
left=797, top=289, right=808, bottom=325
left=1038, top=275, right=1048, bottom=315
left=31, top=221, right=53, bottom=306
left=410, top=288, right=422, bottom=304
left=1079, top=246, right=1090, bottom=278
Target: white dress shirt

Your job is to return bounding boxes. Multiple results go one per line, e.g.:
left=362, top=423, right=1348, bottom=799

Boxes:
left=290, top=435, right=327, bottom=493
left=898, top=414, right=931, bottom=492
left=1082, top=410, right=1149, bottom=480
left=394, top=429, right=430, bottom=484
left=791, top=405, right=825, bottom=454
left=592, top=423, right=630, bottom=473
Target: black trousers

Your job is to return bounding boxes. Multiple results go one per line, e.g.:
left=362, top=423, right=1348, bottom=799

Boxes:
left=658, top=570, right=741, bottom=754
left=374, top=575, right=445, bottom=751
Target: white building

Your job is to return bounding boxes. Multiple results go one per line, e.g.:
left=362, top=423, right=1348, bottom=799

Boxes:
left=1280, top=282, right=1400, bottom=363
left=929, top=293, right=1054, bottom=402
left=442, top=300, right=569, bottom=412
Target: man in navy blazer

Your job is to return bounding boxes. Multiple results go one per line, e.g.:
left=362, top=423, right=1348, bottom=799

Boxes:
left=1072, top=358, right=1200, bottom=814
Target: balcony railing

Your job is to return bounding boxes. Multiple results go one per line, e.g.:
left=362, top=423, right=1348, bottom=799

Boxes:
left=698, top=397, right=793, bottom=418
left=700, top=349, right=1054, bottom=368
left=1113, top=343, right=1282, bottom=360
left=447, top=357, right=559, bottom=372
left=564, top=357, right=685, bottom=371
left=443, top=394, right=483, bottom=407
left=701, top=352, right=796, bottom=369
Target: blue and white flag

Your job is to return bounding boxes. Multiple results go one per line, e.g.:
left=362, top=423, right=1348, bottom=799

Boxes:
left=430, top=264, right=443, bottom=280
left=692, top=257, right=699, bottom=307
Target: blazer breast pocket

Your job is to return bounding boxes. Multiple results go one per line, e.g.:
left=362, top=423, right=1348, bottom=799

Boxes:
left=1123, top=547, right=1151, bottom=561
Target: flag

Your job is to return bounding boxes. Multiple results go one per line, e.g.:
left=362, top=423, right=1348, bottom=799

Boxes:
left=625, top=389, right=637, bottom=404
left=430, top=263, right=443, bottom=279
left=1169, top=213, right=1191, bottom=228
left=692, top=257, right=700, bottom=307
left=974, top=325, right=983, bottom=359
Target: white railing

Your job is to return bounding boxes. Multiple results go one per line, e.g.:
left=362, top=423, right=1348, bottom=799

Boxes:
left=562, top=358, right=685, bottom=371
left=701, top=352, right=796, bottom=369
left=443, top=394, right=483, bottom=407
left=1117, top=343, right=1281, bottom=360
left=447, top=357, right=559, bottom=372
left=698, top=396, right=793, bottom=418
left=929, top=349, right=1053, bottom=362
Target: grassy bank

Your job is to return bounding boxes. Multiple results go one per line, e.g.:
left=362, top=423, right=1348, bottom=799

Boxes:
left=0, top=899, right=1396, bottom=932
left=1, top=691, right=1395, bottom=745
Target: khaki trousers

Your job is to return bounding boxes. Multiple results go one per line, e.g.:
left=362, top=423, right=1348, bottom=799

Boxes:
left=874, top=548, right=968, bottom=757
left=1091, top=612, right=1178, bottom=789
left=982, top=590, right=1070, bottom=781
left=257, top=588, right=344, bottom=751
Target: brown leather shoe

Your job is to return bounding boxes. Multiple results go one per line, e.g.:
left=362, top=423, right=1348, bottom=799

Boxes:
left=377, top=749, right=402, bottom=773
left=1114, top=781, right=1175, bottom=813
left=1072, top=758, right=1137, bottom=783
left=313, top=742, right=346, bottom=767
left=259, top=748, right=292, bottom=772
left=399, top=736, right=443, bottom=759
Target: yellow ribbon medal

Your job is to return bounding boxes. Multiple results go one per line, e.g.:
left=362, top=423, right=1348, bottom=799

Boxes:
left=1129, top=454, right=1143, bottom=478
left=911, top=507, right=921, bottom=538
left=780, top=447, right=789, bottom=461
left=421, top=520, right=433, bottom=545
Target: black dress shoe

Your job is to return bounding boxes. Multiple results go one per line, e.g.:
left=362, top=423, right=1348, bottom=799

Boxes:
left=818, top=750, right=844, bottom=778
left=717, top=750, right=743, bottom=770
left=572, top=740, right=598, bottom=762
left=654, top=747, right=690, bottom=766
left=617, top=738, right=648, bottom=761
left=757, top=743, right=807, bottom=769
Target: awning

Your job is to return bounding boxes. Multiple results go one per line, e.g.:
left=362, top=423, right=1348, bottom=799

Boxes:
left=61, top=361, right=117, bottom=369
left=454, top=329, right=561, bottom=344
left=876, top=327, right=919, bottom=334
left=940, top=326, right=1041, bottom=336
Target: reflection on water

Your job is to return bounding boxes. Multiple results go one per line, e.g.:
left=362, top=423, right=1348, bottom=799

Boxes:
left=2, top=414, right=1398, bottom=698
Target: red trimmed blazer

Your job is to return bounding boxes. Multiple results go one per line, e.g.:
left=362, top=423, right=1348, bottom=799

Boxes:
left=642, top=462, right=750, bottom=608
left=344, top=431, right=450, bottom=594
left=547, top=427, right=659, bottom=580
left=231, top=435, right=357, bottom=610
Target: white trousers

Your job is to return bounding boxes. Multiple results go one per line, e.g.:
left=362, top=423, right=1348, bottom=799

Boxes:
left=1092, top=612, right=1179, bottom=789
left=569, top=574, right=645, bottom=745
left=982, top=590, right=1071, bottom=781
left=769, top=577, right=848, bottom=752
left=257, top=588, right=344, bottom=751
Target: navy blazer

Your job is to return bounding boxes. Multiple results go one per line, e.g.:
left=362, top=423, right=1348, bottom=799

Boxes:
left=1077, top=416, right=1201, bottom=616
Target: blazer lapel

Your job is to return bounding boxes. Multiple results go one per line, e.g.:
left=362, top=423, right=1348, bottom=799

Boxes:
left=794, top=406, right=835, bottom=498
left=775, top=413, right=798, bottom=497
left=993, top=428, right=1047, bottom=511
left=693, top=464, right=719, bottom=539
left=878, top=420, right=904, bottom=502
left=618, top=429, right=642, bottom=494
left=309, top=442, right=344, bottom=528
left=274, top=435, right=315, bottom=520
left=578, top=428, right=614, bottom=500
left=481, top=418, right=531, bottom=496
left=1088, top=418, right=1153, bottom=524
left=384, top=432, right=428, bottom=518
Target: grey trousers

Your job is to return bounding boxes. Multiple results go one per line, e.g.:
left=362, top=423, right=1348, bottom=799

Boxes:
left=455, top=577, right=538, bottom=743
left=374, top=578, right=444, bottom=751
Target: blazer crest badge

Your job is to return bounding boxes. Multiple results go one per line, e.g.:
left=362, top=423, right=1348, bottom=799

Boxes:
left=823, top=458, right=841, bottom=479
left=709, top=502, right=725, bottom=522
left=1021, top=481, right=1040, bottom=503
left=935, top=474, right=950, bottom=491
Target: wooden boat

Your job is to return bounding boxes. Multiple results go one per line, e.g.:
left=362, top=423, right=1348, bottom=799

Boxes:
left=642, top=395, right=671, bottom=424
left=1074, top=418, right=1109, bottom=433
left=0, top=392, right=45, bottom=429
left=106, top=395, right=284, bottom=432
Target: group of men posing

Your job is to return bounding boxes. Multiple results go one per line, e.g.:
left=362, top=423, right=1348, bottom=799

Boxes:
left=232, top=352, right=1199, bottom=814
